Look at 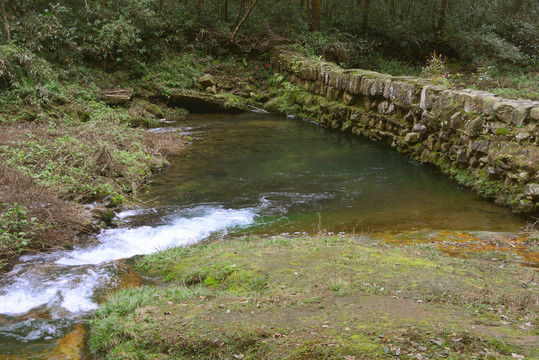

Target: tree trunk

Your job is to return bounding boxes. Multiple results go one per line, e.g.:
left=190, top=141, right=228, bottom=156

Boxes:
left=1, top=0, right=10, bottom=42
left=361, top=0, right=370, bottom=34
left=222, top=0, right=228, bottom=22
left=234, top=0, right=244, bottom=24
left=439, top=0, right=449, bottom=38
left=409, top=0, right=415, bottom=33
left=197, top=0, right=204, bottom=22
left=231, top=0, right=259, bottom=43
left=306, top=0, right=311, bottom=29
left=310, top=0, right=320, bottom=32
left=101, top=0, right=106, bottom=22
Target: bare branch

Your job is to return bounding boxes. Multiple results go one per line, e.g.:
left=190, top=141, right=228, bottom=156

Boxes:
left=231, top=0, right=259, bottom=43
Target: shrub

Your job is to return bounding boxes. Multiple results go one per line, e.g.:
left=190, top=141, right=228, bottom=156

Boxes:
left=421, top=51, right=451, bottom=86
left=88, top=16, right=142, bottom=62
left=0, top=45, right=65, bottom=106
left=11, top=4, right=77, bottom=61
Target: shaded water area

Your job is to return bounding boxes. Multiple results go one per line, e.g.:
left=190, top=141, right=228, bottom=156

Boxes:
left=142, top=113, right=524, bottom=234
left=0, top=113, right=529, bottom=358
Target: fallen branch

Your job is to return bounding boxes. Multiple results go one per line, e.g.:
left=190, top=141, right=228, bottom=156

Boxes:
left=248, top=105, right=269, bottom=113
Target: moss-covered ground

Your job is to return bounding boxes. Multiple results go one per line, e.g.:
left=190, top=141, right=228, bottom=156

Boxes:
left=89, top=235, right=538, bottom=359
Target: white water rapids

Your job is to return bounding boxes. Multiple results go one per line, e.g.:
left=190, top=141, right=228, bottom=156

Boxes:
left=0, top=206, right=255, bottom=317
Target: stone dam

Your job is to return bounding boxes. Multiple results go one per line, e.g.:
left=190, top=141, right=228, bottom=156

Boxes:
left=270, top=51, right=539, bottom=215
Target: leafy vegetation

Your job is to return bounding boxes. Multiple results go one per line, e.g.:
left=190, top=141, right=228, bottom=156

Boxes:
left=0, top=107, right=168, bottom=201
left=0, top=202, right=42, bottom=252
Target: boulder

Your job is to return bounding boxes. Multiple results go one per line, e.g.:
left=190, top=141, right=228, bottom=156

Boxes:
left=420, top=84, right=447, bottom=111
left=383, top=80, right=419, bottom=106
left=413, top=123, right=427, bottom=133
left=147, top=104, right=165, bottom=118
left=405, top=132, right=421, bottom=143
left=424, top=136, right=436, bottom=150
left=198, top=74, right=216, bottom=89
left=378, top=101, right=390, bottom=114
left=456, top=149, right=468, bottom=164
left=519, top=199, right=534, bottom=213
left=205, top=85, right=217, bottom=94
left=346, top=73, right=363, bottom=94
left=450, top=112, right=463, bottom=130
left=524, top=184, right=539, bottom=197
left=91, top=207, right=115, bottom=226
left=530, top=107, right=539, bottom=121
left=470, top=140, right=489, bottom=154
left=493, top=101, right=515, bottom=123
left=343, top=92, right=357, bottom=105
left=511, top=105, right=531, bottom=126
left=465, top=117, right=483, bottom=137
left=515, top=132, right=530, bottom=143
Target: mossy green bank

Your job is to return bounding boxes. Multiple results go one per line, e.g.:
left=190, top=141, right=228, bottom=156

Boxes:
left=90, top=235, right=539, bottom=359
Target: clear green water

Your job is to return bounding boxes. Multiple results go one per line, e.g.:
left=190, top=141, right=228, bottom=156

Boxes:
left=140, top=112, right=525, bottom=234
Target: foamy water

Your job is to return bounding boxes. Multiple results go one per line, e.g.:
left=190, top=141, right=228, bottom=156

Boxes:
left=0, top=206, right=255, bottom=317
left=56, top=207, right=255, bottom=266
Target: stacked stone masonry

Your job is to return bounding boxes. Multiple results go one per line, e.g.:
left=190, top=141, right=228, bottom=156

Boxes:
left=273, top=52, right=539, bottom=215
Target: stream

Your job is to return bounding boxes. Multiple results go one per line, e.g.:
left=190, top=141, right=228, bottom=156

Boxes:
left=0, top=113, right=528, bottom=358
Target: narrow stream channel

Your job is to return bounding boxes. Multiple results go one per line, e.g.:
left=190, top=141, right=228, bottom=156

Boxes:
left=0, top=113, right=528, bottom=358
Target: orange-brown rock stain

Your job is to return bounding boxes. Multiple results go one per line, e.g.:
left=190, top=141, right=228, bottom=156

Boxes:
left=381, top=230, right=538, bottom=270
left=46, top=323, right=86, bottom=360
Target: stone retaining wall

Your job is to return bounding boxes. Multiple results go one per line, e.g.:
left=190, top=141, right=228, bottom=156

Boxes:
left=271, top=51, right=539, bottom=215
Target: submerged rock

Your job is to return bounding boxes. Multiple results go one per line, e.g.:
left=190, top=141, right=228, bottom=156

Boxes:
left=90, top=207, right=116, bottom=226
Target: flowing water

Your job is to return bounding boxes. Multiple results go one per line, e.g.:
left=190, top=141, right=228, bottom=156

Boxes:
left=0, top=113, right=528, bottom=357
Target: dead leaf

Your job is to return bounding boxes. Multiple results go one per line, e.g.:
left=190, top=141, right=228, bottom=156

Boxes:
left=430, top=339, right=443, bottom=346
